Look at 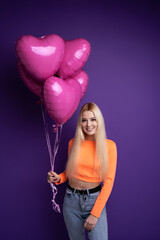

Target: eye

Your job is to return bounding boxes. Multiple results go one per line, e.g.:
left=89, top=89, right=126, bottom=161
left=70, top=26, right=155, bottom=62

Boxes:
left=91, top=118, right=96, bottom=121
left=82, top=119, right=86, bottom=122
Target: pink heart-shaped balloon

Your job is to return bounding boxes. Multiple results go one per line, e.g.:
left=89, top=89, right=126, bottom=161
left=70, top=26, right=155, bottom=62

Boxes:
left=57, top=38, right=91, bottom=79
left=43, top=76, right=82, bottom=125
left=16, top=34, right=65, bottom=82
left=18, top=62, right=43, bottom=97
left=72, top=70, right=89, bottom=99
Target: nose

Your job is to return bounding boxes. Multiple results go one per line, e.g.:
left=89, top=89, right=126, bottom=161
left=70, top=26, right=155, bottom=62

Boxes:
left=87, top=120, right=91, bottom=127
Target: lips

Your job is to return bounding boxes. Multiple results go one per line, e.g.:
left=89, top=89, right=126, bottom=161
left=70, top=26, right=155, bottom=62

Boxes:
left=86, top=128, right=94, bottom=131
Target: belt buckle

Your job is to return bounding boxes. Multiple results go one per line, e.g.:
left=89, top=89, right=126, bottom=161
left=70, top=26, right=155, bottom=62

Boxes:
left=82, top=192, right=87, bottom=201
left=77, top=190, right=87, bottom=200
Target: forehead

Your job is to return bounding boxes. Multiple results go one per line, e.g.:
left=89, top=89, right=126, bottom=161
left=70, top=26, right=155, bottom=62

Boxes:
left=82, top=111, right=95, bottom=118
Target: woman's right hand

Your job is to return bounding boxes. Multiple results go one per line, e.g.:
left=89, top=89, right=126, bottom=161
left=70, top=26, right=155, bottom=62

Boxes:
left=47, top=170, right=60, bottom=183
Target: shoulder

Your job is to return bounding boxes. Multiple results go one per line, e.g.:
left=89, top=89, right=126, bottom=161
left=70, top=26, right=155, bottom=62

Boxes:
left=106, top=138, right=116, bottom=145
left=68, top=138, right=74, bottom=147
left=106, top=139, right=117, bottom=162
left=68, top=138, right=74, bottom=144
left=67, top=138, right=74, bottom=154
left=106, top=139, right=117, bottom=150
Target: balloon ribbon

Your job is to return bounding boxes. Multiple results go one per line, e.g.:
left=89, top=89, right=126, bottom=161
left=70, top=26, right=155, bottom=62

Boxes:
left=41, top=102, right=62, bottom=213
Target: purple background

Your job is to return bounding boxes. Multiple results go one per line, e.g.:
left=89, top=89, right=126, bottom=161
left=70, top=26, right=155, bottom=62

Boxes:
left=1, top=0, right=160, bottom=239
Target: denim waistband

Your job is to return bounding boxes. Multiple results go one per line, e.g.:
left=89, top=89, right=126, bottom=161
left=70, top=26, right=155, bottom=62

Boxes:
left=67, top=184, right=101, bottom=195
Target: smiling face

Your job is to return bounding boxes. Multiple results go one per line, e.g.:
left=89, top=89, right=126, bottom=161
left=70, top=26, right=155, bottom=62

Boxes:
left=81, top=111, right=98, bottom=140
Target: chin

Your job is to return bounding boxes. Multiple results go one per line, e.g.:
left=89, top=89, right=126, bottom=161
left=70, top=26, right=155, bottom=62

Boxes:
left=88, top=133, right=95, bottom=136
left=86, top=131, right=95, bottom=136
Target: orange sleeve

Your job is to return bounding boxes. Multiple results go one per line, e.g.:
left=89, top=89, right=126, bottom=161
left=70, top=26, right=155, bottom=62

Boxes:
left=55, top=139, right=73, bottom=185
left=91, top=140, right=117, bottom=218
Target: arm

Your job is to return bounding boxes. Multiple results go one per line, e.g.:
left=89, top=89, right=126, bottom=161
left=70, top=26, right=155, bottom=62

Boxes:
left=91, top=140, right=117, bottom=218
left=84, top=140, right=117, bottom=231
left=48, top=139, right=74, bottom=185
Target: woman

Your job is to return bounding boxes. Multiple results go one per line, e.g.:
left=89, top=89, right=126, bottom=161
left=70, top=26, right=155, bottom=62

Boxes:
left=48, top=102, right=117, bottom=240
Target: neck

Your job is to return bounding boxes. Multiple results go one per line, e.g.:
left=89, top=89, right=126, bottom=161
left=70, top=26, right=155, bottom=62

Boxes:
left=85, top=134, right=95, bottom=141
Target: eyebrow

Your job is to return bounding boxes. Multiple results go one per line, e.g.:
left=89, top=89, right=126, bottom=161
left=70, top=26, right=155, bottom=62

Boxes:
left=82, top=117, right=96, bottom=120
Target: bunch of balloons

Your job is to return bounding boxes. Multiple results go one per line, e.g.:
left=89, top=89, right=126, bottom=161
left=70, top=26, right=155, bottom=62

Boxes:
left=15, top=34, right=91, bottom=213
left=16, top=34, right=91, bottom=125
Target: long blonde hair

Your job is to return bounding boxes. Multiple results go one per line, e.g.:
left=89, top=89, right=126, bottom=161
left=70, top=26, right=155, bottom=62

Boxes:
left=66, top=102, right=108, bottom=181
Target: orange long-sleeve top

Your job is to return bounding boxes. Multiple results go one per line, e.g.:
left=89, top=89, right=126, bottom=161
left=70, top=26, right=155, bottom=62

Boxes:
left=56, top=138, right=117, bottom=218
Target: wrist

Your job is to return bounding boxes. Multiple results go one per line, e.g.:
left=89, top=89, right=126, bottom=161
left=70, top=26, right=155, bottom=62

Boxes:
left=90, top=213, right=99, bottom=219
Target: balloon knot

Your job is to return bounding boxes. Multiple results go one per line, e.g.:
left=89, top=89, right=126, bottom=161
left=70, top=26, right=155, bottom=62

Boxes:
left=52, top=124, right=61, bottom=132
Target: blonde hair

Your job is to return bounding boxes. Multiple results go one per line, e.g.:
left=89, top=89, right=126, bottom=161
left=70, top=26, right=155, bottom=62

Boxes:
left=66, top=102, right=108, bottom=181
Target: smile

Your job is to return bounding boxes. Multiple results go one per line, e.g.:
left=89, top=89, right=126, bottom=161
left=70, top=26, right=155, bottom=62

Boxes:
left=86, top=128, right=94, bottom=131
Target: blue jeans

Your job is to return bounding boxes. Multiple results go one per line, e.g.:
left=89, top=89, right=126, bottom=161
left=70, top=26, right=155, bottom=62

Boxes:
left=63, top=187, right=108, bottom=240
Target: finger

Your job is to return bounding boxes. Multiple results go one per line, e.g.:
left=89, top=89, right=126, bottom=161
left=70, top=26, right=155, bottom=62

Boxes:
left=48, top=175, right=53, bottom=181
left=86, top=226, right=90, bottom=232
left=54, top=178, right=60, bottom=183
left=48, top=174, right=53, bottom=178
left=84, top=222, right=90, bottom=231
left=50, top=176, right=55, bottom=181
left=87, top=222, right=93, bottom=230
left=53, top=176, right=58, bottom=179
left=48, top=179, right=54, bottom=183
left=48, top=176, right=58, bottom=183
left=86, top=225, right=91, bottom=232
left=51, top=172, right=57, bottom=178
left=90, top=225, right=94, bottom=231
left=84, top=221, right=87, bottom=228
left=52, top=177, right=58, bottom=182
left=47, top=179, right=51, bottom=183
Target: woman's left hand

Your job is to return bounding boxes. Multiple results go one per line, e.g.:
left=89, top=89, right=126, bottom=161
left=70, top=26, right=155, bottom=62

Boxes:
left=84, top=214, right=98, bottom=231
